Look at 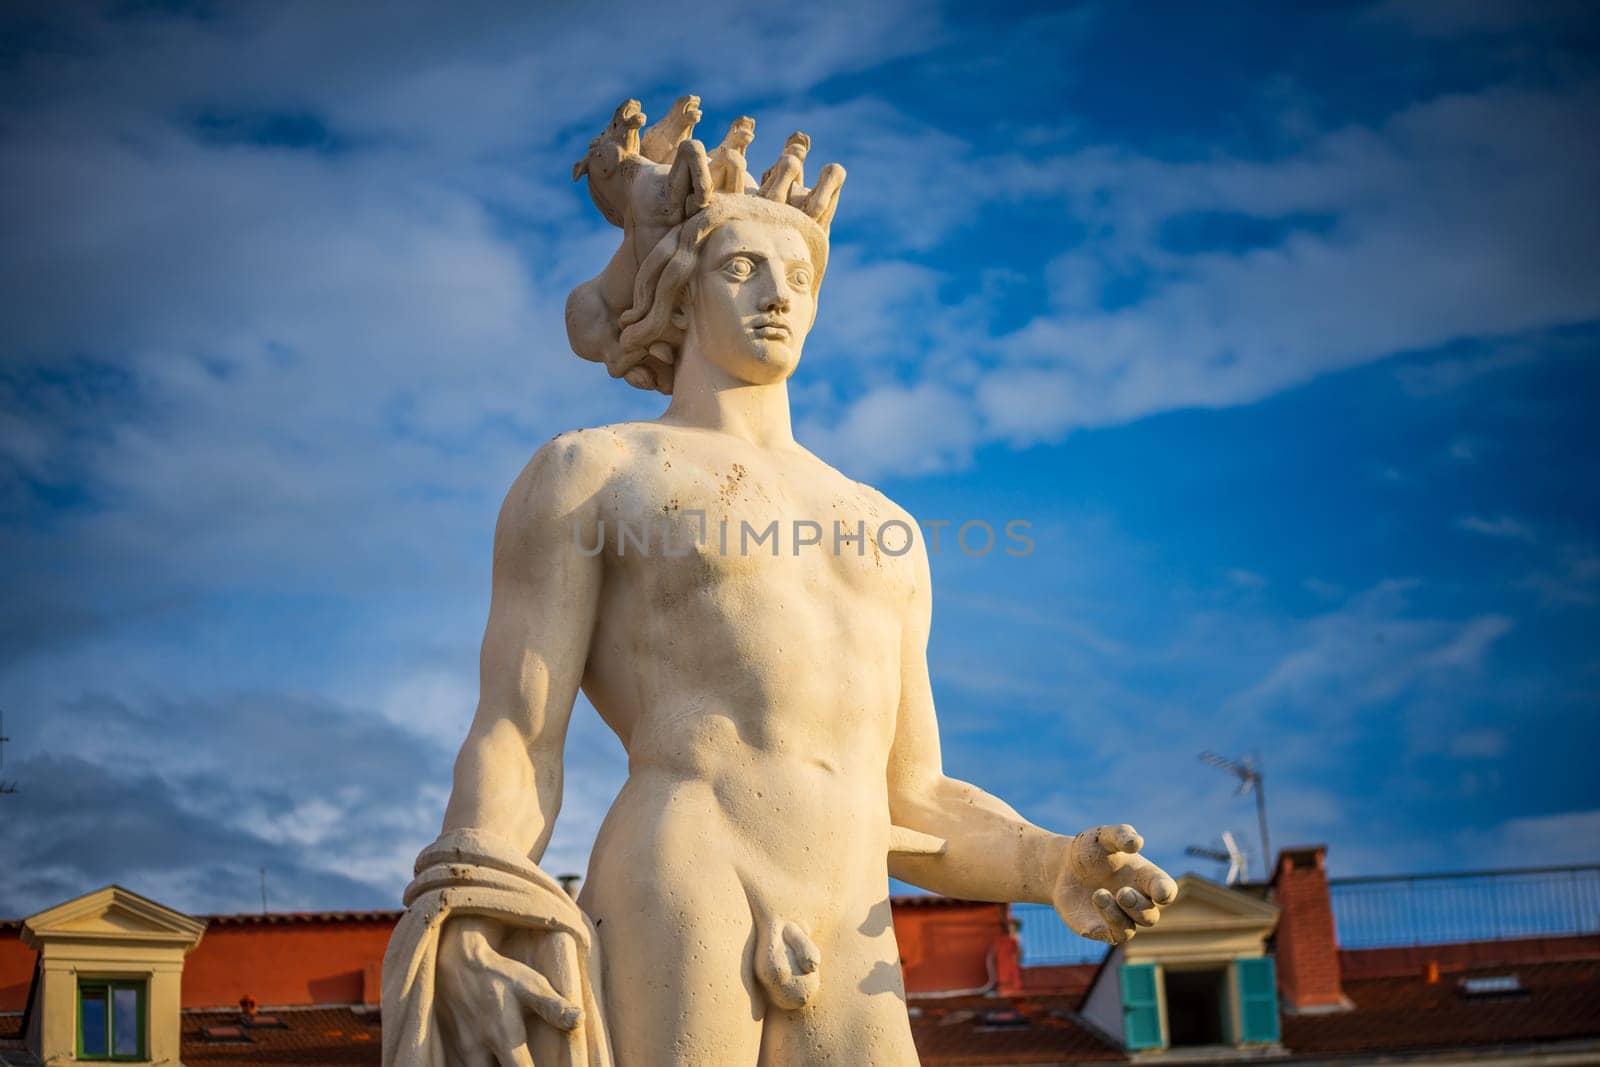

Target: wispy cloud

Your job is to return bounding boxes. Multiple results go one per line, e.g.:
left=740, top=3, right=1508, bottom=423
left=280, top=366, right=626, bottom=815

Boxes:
left=1227, top=581, right=1514, bottom=720
left=809, top=80, right=1600, bottom=472
left=1458, top=514, right=1537, bottom=542
left=1519, top=549, right=1600, bottom=607
left=2, top=2, right=1596, bottom=913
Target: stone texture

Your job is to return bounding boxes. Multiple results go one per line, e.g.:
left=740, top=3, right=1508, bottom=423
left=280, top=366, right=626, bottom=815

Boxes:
left=383, top=95, right=1177, bottom=1067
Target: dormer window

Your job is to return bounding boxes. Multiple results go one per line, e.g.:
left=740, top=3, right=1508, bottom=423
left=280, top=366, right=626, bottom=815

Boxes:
left=19, top=885, right=206, bottom=1065
left=77, top=978, right=146, bottom=1060
left=1080, top=874, right=1285, bottom=1054
left=1118, top=957, right=1281, bottom=1050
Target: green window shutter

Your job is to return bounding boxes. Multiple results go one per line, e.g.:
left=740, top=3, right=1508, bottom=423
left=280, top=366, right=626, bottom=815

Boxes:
left=1235, top=956, right=1281, bottom=1044
left=1120, top=961, right=1163, bottom=1050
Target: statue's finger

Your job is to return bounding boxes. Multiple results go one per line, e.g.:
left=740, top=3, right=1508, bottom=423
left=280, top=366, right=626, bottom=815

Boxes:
left=1116, top=886, right=1161, bottom=927
left=1097, top=824, right=1144, bottom=855
left=503, top=956, right=583, bottom=1032
left=1137, top=864, right=1180, bottom=906
left=1093, top=887, right=1136, bottom=944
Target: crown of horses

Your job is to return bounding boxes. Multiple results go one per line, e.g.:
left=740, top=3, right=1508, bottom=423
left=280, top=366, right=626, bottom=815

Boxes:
left=565, top=95, right=846, bottom=394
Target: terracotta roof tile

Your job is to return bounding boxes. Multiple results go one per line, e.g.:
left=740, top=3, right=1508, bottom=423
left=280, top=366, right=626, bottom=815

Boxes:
left=202, top=910, right=402, bottom=926
left=911, top=993, right=1122, bottom=1064
left=11, top=956, right=1595, bottom=1065
left=181, top=1006, right=382, bottom=1066
left=1284, top=959, right=1600, bottom=1055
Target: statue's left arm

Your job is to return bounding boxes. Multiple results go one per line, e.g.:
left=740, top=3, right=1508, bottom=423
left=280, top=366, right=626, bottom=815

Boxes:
left=885, top=536, right=1178, bottom=943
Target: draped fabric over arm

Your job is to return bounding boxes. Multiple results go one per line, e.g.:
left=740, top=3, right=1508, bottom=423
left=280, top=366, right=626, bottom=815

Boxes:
left=382, top=829, right=614, bottom=1067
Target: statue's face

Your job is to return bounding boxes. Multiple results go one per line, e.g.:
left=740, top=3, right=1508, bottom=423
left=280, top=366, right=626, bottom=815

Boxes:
left=684, top=217, right=817, bottom=385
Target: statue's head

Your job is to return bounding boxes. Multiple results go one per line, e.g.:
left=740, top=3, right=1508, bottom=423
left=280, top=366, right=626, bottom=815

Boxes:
left=618, top=196, right=828, bottom=391
left=566, top=96, right=844, bottom=394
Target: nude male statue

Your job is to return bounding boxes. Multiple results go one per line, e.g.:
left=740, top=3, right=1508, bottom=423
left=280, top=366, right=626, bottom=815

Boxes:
left=383, top=98, right=1177, bottom=1067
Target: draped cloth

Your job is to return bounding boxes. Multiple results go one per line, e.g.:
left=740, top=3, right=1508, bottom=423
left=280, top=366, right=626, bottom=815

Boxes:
left=382, top=828, right=615, bottom=1067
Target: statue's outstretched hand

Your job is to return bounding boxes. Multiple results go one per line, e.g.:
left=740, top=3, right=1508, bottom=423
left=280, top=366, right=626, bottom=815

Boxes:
left=438, top=916, right=581, bottom=1067
left=1052, top=824, right=1179, bottom=945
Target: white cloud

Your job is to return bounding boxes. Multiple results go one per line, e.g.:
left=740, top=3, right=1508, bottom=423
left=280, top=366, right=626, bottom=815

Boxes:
left=1, top=2, right=1592, bottom=912
left=1226, top=568, right=1268, bottom=590
left=0, top=1, right=944, bottom=912
left=800, top=380, right=980, bottom=479
left=1458, top=809, right=1600, bottom=868
left=1458, top=514, right=1536, bottom=542
left=380, top=669, right=478, bottom=751
left=1519, top=549, right=1600, bottom=607
left=1228, top=581, right=1514, bottom=719
left=812, top=82, right=1600, bottom=473
left=1448, top=728, right=1508, bottom=760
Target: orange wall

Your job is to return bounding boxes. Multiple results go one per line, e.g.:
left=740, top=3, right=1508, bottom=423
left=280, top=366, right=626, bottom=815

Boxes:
left=892, top=901, right=1008, bottom=994
left=0, top=926, right=33, bottom=1012
left=1, top=901, right=1012, bottom=1012
left=180, top=918, right=395, bottom=1010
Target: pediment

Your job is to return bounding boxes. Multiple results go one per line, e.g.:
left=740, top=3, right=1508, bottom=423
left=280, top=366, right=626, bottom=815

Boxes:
left=1140, top=874, right=1279, bottom=934
left=22, top=885, right=206, bottom=948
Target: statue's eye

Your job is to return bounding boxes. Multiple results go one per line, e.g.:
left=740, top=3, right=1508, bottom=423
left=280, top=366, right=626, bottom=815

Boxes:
left=725, top=257, right=755, bottom=279
left=789, top=268, right=811, bottom=288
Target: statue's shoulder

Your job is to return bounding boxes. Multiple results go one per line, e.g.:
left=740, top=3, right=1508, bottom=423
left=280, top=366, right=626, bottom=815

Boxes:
left=503, top=425, right=639, bottom=520
left=513, top=421, right=675, bottom=495
left=855, top=479, right=914, bottom=524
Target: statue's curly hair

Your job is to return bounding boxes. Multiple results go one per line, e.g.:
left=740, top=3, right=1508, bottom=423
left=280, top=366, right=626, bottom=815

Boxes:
left=614, top=196, right=829, bottom=394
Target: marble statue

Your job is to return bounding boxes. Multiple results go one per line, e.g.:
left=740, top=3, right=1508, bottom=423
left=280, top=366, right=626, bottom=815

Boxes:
left=383, top=95, right=1178, bottom=1067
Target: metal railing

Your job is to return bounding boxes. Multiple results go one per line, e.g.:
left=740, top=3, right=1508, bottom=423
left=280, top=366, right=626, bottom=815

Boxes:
left=1329, top=864, right=1600, bottom=949
left=1013, top=902, right=1110, bottom=965
left=1011, top=864, right=1600, bottom=965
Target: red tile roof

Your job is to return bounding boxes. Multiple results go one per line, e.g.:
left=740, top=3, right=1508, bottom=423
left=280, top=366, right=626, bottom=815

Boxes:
left=174, top=996, right=1124, bottom=1066
left=180, top=1007, right=382, bottom=1066
left=201, top=911, right=402, bottom=927
left=911, top=994, right=1122, bottom=1064
left=1283, top=959, right=1600, bottom=1056
left=8, top=959, right=1600, bottom=1065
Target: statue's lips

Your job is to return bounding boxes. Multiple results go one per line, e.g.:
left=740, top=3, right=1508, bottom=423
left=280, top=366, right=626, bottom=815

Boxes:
left=750, top=321, right=791, bottom=340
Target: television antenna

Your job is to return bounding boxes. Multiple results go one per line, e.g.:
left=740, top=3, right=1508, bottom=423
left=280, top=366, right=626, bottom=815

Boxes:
left=0, top=710, right=17, bottom=795
left=1185, top=830, right=1249, bottom=885
left=1199, top=751, right=1270, bottom=874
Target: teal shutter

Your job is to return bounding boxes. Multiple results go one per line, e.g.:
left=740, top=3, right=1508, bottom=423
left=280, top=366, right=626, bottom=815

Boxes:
left=1120, top=962, right=1163, bottom=1050
left=1235, top=956, right=1280, bottom=1044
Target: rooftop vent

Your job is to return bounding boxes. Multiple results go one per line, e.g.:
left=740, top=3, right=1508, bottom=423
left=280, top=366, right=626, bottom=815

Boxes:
left=1459, top=974, right=1526, bottom=999
left=199, top=1024, right=252, bottom=1043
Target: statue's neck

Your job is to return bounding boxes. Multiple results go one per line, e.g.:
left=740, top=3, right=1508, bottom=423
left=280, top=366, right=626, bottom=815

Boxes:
left=659, top=349, right=796, bottom=449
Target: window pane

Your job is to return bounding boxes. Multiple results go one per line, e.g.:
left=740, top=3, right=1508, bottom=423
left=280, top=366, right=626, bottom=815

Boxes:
left=80, top=987, right=109, bottom=1056
left=112, top=986, right=141, bottom=1055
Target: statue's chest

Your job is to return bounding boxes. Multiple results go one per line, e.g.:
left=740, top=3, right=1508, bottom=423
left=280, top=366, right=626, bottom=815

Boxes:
left=597, top=456, right=915, bottom=603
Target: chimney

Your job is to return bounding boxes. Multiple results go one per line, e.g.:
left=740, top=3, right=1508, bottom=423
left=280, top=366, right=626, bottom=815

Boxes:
left=994, top=915, right=1023, bottom=997
left=1271, top=845, right=1348, bottom=1012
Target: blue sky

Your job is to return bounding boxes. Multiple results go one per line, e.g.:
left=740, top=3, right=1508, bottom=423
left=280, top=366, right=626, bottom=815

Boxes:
left=1, top=0, right=1597, bottom=917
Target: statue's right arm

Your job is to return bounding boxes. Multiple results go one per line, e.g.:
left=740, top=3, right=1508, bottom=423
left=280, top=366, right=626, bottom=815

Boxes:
left=440, top=432, right=609, bottom=858
left=428, top=435, right=610, bottom=1054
